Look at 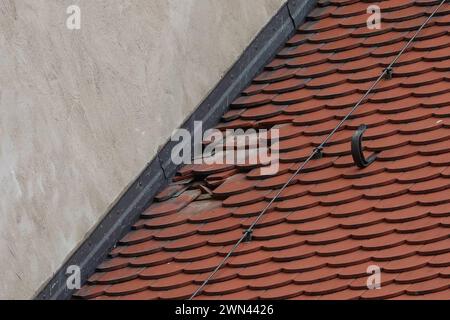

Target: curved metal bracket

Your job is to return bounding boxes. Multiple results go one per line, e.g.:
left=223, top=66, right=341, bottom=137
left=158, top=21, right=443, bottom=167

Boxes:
left=351, top=124, right=377, bottom=168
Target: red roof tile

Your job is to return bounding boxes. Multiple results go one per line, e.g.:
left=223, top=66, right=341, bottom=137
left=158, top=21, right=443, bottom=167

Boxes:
left=75, top=0, right=450, bottom=300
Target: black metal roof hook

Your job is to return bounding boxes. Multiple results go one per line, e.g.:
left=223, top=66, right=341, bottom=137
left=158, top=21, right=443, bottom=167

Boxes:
left=351, top=124, right=377, bottom=168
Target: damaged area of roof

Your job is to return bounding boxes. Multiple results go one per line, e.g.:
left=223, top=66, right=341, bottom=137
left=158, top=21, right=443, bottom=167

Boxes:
left=75, top=0, right=450, bottom=300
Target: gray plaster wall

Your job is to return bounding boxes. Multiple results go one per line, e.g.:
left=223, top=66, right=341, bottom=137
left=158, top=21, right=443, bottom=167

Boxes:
left=0, top=0, right=285, bottom=299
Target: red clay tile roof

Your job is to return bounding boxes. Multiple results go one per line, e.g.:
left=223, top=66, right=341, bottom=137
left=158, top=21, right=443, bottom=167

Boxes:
left=75, top=0, right=450, bottom=300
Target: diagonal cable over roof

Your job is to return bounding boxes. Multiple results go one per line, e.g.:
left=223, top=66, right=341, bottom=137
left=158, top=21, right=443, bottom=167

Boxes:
left=189, top=0, right=448, bottom=300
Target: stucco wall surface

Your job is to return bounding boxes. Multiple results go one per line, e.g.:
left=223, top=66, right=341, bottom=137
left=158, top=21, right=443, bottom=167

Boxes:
left=0, top=0, right=285, bottom=299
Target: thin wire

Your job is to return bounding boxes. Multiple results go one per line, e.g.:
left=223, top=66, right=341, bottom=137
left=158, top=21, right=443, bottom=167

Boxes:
left=189, top=0, right=447, bottom=300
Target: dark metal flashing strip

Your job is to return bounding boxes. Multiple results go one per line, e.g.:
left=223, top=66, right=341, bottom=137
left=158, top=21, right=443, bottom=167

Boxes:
left=35, top=0, right=317, bottom=300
